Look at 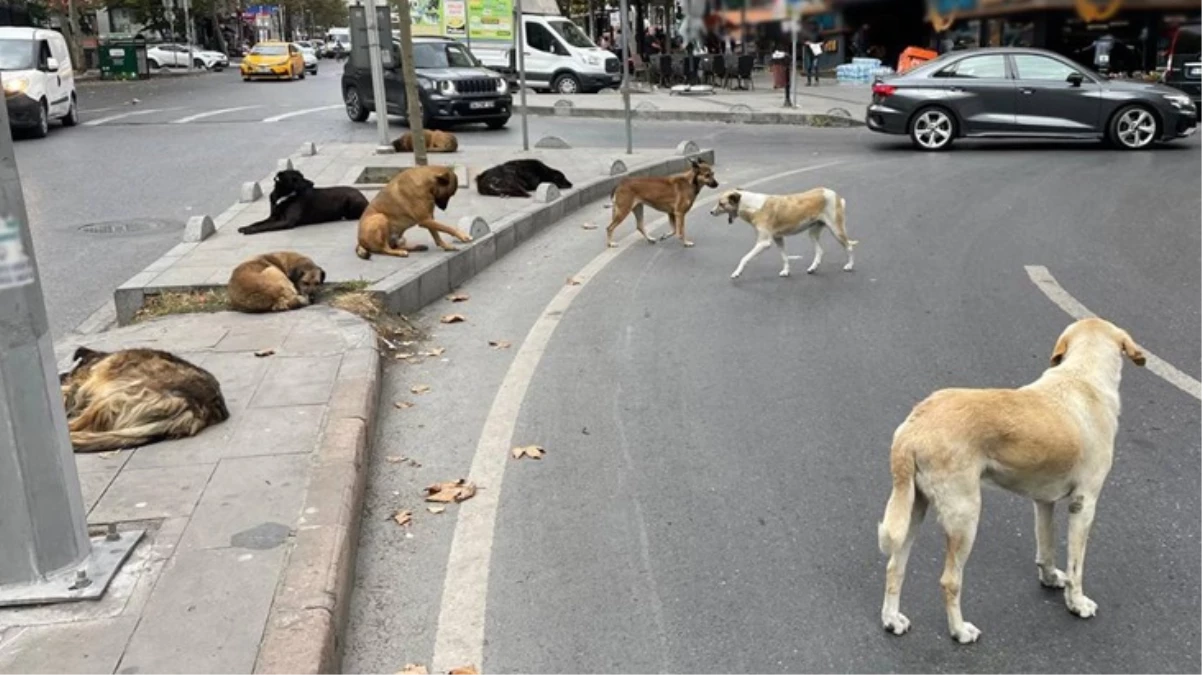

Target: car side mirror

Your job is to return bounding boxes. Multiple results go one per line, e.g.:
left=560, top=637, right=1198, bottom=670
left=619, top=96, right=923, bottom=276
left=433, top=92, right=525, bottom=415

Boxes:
left=1067, top=72, right=1083, bottom=87
left=45, top=57, right=59, bottom=71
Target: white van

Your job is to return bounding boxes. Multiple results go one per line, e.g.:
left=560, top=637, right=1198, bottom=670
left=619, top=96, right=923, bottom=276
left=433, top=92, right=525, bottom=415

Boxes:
left=474, top=14, right=620, bottom=94
left=0, top=27, right=77, bottom=138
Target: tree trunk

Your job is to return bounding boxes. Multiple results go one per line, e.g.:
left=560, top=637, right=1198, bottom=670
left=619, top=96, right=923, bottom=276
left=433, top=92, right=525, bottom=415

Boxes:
left=395, top=0, right=427, bottom=165
left=212, top=3, right=226, bottom=53
left=63, top=2, right=84, bottom=73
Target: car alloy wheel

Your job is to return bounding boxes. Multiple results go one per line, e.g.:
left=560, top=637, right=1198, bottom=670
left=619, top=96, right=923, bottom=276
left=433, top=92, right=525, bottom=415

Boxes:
left=911, top=108, right=954, bottom=150
left=345, top=86, right=369, bottom=122
left=1113, top=106, right=1157, bottom=150
left=553, top=73, right=580, bottom=94
left=62, top=94, right=79, bottom=127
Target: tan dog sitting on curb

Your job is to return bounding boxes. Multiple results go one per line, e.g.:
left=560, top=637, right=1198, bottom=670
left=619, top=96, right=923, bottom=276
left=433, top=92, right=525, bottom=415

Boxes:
left=392, top=129, right=458, bottom=153
left=356, top=165, right=470, bottom=259
left=605, top=158, right=719, bottom=248
left=227, top=251, right=325, bottom=312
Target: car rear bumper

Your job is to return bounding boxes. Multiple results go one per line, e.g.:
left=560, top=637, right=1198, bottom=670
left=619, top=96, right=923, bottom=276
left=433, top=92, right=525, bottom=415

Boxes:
left=865, top=103, right=909, bottom=135
left=5, top=94, right=41, bottom=128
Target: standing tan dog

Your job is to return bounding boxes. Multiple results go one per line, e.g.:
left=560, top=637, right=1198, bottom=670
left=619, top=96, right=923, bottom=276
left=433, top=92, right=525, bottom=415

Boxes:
left=61, top=347, right=230, bottom=452
left=709, top=187, right=856, bottom=279
left=392, top=129, right=459, bottom=153
left=227, top=251, right=325, bottom=312
left=605, top=158, right=718, bottom=248
left=356, top=165, right=469, bottom=259
left=878, top=318, right=1146, bottom=644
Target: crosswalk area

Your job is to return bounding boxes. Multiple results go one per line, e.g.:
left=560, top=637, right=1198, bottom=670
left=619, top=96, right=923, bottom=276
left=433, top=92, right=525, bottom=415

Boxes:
left=78, top=103, right=345, bottom=126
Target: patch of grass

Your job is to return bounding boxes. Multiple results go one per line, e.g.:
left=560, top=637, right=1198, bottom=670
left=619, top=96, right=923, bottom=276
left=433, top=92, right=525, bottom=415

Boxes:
left=134, top=289, right=228, bottom=322
left=320, top=284, right=425, bottom=345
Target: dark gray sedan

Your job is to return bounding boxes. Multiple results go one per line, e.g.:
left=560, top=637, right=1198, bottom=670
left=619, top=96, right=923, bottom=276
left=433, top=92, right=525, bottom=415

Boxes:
left=866, top=47, right=1198, bottom=150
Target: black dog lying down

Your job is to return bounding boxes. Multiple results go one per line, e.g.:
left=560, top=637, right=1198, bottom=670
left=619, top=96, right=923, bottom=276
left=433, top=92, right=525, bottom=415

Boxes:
left=238, top=169, right=369, bottom=235
left=476, top=159, right=573, bottom=198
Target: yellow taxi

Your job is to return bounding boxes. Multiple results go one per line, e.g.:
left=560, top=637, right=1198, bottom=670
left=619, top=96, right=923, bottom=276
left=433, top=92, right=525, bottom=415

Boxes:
left=241, top=41, right=306, bottom=80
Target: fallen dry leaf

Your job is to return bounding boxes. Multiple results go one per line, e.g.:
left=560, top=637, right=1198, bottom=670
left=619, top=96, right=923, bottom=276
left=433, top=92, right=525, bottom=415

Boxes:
left=421, top=347, right=446, bottom=357
left=566, top=276, right=582, bottom=286
left=511, top=445, right=546, bottom=460
left=448, top=667, right=478, bottom=675
left=440, top=313, right=466, bottom=324
left=394, top=401, right=415, bottom=409
left=425, top=479, right=477, bottom=503
left=97, top=450, right=121, bottom=459
left=411, top=384, right=431, bottom=395
left=398, top=664, right=429, bottom=674
left=489, top=340, right=512, bottom=350
left=581, top=222, right=598, bottom=230
left=391, top=509, right=413, bottom=527
left=448, top=293, right=470, bottom=302
left=395, top=352, right=416, bottom=360
left=427, top=506, right=446, bottom=514
left=385, top=455, right=407, bottom=463
left=254, top=349, right=276, bottom=358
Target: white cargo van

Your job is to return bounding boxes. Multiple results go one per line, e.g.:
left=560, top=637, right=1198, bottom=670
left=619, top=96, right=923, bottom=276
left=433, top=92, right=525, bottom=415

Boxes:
left=0, top=27, right=77, bottom=138
left=473, top=14, right=620, bottom=94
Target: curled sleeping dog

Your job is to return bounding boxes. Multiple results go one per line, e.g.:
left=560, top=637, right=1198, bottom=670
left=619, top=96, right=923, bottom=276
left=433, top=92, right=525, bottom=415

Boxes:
left=227, top=251, right=326, bottom=312
left=392, top=129, right=459, bottom=153
left=606, top=158, right=718, bottom=248
left=709, top=187, right=857, bottom=279
left=238, top=169, right=369, bottom=235
left=356, top=165, right=469, bottom=259
left=476, top=159, right=572, bottom=198
left=61, top=347, right=230, bottom=453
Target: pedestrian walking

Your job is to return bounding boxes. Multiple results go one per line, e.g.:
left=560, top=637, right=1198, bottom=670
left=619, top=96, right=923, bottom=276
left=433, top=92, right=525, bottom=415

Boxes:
left=804, top=24, right=822, bottom=85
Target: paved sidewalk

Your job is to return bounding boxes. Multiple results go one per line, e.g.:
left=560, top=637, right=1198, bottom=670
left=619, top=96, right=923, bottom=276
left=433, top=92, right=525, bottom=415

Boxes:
left=0, top=306, right=379, bottom=674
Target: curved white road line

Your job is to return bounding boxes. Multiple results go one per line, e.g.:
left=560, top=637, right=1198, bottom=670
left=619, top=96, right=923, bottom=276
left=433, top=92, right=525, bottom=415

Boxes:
left=430, top=159, right=850, bottom=672
left=82, top=108, right=170, bottom=126
left=1025, top=265, right=1201, bottom=400
left=170, top=105, right=263, bottom=124
left=261, top=104, right=341, bottom=123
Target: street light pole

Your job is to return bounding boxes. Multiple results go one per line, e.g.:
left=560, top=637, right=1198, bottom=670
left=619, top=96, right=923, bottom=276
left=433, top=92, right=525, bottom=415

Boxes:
left=618, top=0, right=631, bottom=154
left=514, top=0, right=529, bottom=151
left=184, top=0, right=194, bottom=71
left=361, top=0, right=392, bottom=153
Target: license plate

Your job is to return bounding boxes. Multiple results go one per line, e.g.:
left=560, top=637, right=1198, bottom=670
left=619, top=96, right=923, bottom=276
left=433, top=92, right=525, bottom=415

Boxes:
left=256, top=67, right=270, bottom=73
left=469, top=101, right=494, bottom=110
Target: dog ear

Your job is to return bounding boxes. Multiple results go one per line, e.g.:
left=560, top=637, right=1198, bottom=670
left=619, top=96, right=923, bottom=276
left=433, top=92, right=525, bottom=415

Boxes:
left=319, top=269, right=327, bottom=284
left=1120, top=333, right=1146, bottom=367
left=1050, top=335, right=1069, bottom=367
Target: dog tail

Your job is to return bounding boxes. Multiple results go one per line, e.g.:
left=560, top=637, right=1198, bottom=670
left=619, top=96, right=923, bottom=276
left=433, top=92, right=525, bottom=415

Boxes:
left=355, top=244, right=371, bottom=260
left=877, top=439, right=917, bottom=556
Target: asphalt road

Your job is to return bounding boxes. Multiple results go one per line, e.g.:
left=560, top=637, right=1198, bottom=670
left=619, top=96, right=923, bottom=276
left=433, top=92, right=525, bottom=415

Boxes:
left=343, top=131, right=1201, bottom=672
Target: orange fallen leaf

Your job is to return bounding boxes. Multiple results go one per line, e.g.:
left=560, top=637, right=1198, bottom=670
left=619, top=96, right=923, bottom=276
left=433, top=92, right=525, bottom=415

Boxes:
left=411, top=384, right=431, bottom=395
left=440, top=314, right=466, bottom=324
left=392, top=509, right=413, bottom=527
left=425, top=479, right=477, bottom=503
left=566, top=276, right=582, bottom=286
left=581, top=222, right=598, bottom=230
left=254, top=349, right=276, bottom=358
left=427, top=506, right=446, bottom=514
left=448, top=667, right=478, bottom=675
left=489, top=340, right=512, bottom=350
left=511, top=445, right=546, bottom=460
left=448, top=293, right=470, bottom=302
left=394, top=401, right=415, bottom=409
left=398, top=664, right=429, bottom=674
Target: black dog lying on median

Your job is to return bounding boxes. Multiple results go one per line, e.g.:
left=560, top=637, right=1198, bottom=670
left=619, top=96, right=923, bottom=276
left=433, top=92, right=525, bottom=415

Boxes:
left=475, top=159, right=573, bottom=199
left=238, top=169, right=369, bottom=235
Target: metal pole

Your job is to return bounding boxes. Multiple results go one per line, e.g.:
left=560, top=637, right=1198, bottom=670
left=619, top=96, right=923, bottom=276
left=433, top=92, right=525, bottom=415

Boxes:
left=464, top=0, right=472, bottom=52
left=184, top=0, right=193, bottom=71
left=0, top=92, right=89, bottom=589
left=362, top=0, right=391, bottom=152
left=619, top=0, right=631, bottom=154
left=788, top=14, right=797, bottom=107
left=514, top=0, right=529, bottom=151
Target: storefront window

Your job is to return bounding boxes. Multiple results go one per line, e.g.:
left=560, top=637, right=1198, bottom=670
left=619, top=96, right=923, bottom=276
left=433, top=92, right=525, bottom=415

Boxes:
left=940, top=19, right=980, bottom=52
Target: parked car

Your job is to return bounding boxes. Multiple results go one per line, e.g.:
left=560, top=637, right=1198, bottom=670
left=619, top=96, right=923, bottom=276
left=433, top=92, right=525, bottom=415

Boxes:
left=0, top=26, right=77, bottom=138
left=146, top=43, right=227, bottom=70
left=294, top=41, right=318, bottom=75
left=241, top=41, right=307, bottom=81
left=342, top=36, right=511, bottom=129
left=1162, top=22, right=1201, bottom=107
left=866, top=47, right=1198, bottom=151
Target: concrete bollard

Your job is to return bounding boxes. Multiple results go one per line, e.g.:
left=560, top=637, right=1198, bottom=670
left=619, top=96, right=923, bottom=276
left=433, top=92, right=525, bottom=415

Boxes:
left=276, top=158, right=294, bottom=172
left=534, top=183, right=561, bottom=203
left=634, top=101, right=659, bottom=113
left=183, top=215, right=215, bottom=243
left=534, top=135, right=571, bottom=149
left=459, top=216, right=490, bottom=238
left=239, top=181, right=263, bottom=203
left=298, top=141, right=317, bottom=156
left=553, top=100, right=574, bottom=115
left=609, top=159, right=627, bottom=176
left=676, top=140, right=699, bottom=156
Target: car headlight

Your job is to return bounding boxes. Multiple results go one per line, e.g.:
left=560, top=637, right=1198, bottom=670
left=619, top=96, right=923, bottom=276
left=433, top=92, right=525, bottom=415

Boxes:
left=3, top=77, right=28, bottom=96
left=582, top=53, right=601, bottom=66
left=496, top=78, right=508, bottom=93
left=437, top=80, right=456, bottom=95
left=1163, top=93, right=1194, bottom=110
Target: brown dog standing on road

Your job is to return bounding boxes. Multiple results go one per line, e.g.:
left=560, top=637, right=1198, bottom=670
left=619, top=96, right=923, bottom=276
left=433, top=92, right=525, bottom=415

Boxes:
left=605, top=158, right=719, bottom=248
left=227, top=251, right=325, bottom=312
left=878, top=318, right=1146, bottom=645
left=392, top=129, right=459, bottom=153
left=356, top=165, right=469, bottom=259
left=61, top=347, right=230, bottom=453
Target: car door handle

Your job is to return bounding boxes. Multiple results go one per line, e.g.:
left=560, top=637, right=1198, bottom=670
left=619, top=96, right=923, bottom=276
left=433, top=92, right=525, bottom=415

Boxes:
left=1020, top=87, right=1035, bottom=95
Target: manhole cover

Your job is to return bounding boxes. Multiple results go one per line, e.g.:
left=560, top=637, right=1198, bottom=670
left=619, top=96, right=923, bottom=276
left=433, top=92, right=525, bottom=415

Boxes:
left=78, top=218, right=182, bottom=235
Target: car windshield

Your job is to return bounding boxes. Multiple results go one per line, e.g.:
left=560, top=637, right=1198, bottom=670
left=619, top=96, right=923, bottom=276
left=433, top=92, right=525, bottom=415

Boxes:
left=547, top=20, right=595, bottom=49
left=411, top=42, right=478, bottom=68
left=251, top=44, right=287, bottom=56
left=0, top=39, right=33, bottom=70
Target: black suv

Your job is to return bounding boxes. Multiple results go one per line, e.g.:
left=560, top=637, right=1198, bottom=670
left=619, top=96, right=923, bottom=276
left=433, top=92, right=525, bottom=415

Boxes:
left=1163, top=22, right=1201, bottom=108
left=343, top=36, right=511, bottom=129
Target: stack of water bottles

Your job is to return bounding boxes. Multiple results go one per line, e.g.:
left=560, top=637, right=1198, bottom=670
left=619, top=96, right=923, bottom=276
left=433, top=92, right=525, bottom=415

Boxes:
left=835, top=57, right=895, bottom=84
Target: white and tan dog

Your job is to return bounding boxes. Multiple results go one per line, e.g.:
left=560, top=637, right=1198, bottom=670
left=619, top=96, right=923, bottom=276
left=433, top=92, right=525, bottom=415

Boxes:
left=709, top=187, right=856, bottom=279
left=878, top=318, right=1146, bottom=645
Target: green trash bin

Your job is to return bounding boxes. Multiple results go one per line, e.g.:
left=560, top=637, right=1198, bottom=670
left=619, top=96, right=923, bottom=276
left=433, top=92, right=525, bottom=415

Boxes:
left=98, top=37, right=149, bottom=80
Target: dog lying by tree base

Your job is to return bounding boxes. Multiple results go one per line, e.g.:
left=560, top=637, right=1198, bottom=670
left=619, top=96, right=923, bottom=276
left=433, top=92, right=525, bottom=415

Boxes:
left=476, top=159, right=572, bottom=198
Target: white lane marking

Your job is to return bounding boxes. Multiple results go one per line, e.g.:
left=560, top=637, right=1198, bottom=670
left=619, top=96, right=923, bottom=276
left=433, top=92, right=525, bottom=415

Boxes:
left=261, top=104, right=341, bottom=123
left=430, top=159, right=850, bottom=672
left=1026, top=265, right=1201, bottom=400
left=170, top=105, right=263, bottom=124
left=82, top=108, right=170, bottom=126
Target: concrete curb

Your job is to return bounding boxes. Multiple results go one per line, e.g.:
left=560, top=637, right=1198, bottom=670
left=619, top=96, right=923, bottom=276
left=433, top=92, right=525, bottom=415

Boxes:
left=76, top=68, right=218, bottom=82
left=253, top=319, right=381, bottom=674
left=517, top=103, right=863, bottom=127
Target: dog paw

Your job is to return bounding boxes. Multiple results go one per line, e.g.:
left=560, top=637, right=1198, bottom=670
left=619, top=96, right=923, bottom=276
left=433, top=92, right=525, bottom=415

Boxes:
left=607, top=242, right=619, bottom=249
left=683, top=241, right=695, bottom=248
left=1039, top=567, right=1068, bottom=589
left=951, top=622, right=981, bottom=644
left=779, top=269, right=791, bottom=278
left=237, top=226, right=251, bottom=234
left=730, top=271, right=741, bottom=279
left=440, top=245, right=460, bottom=252
left=644, top=236, right=657, bottom=244
left=460, top=234, right=474, bottom=243
left=1067, top=594, right=1097, bottom=619
left=806, top=266, right=818, bottom=274
left=882, top=612, right=911, bottom=636
left=843, top=263, right=854, bottom=272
